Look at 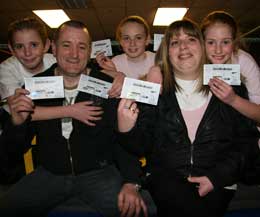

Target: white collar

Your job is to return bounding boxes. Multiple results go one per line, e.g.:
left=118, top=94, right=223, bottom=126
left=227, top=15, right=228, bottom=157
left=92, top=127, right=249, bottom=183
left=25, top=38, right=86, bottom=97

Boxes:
left=175, top=77, right=210, bottom=110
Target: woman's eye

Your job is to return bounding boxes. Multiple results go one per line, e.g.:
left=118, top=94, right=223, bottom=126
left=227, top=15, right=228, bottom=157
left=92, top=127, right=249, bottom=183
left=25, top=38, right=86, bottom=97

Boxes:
left=170, top=41, right=179, bottom=47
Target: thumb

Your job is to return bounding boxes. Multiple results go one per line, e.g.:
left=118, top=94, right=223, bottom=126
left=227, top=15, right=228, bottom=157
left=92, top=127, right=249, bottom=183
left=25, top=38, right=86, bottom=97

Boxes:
left=187, top=176, right=200, bottom=184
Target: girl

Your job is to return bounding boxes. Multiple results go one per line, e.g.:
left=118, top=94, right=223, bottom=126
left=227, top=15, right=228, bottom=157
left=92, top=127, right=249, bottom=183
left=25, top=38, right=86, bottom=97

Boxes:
left=201, top=11, right=260, bottom=123
left=96, top=15, right=155, bottom=96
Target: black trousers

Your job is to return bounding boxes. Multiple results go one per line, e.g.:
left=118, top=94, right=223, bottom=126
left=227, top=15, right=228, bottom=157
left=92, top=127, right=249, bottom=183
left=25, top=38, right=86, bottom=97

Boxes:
left=148, top=172, right=235, bottom=217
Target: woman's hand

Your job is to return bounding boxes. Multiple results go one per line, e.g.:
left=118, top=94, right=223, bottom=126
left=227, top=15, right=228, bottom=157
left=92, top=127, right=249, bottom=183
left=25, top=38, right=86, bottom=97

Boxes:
left=117, top=99, right=139, bottom=132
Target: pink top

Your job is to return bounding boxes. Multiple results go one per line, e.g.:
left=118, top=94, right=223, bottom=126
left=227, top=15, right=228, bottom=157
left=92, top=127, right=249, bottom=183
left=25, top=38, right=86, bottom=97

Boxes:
left=232, top=49, right=260, bottom=104
left=112, top=51, right=155, bottom=79
left=181, top=99, right=210, bottom=143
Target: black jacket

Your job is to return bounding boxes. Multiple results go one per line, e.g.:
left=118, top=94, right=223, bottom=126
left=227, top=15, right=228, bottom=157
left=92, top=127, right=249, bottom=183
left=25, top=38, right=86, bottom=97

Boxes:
left=2, top=64, right=142, bottom=184
left=117, top=89, right=259, bottom=188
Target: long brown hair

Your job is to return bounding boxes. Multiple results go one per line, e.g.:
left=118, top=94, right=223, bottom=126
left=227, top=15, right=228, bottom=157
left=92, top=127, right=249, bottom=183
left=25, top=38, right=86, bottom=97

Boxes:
left=156, top=19, right=208, bottom=94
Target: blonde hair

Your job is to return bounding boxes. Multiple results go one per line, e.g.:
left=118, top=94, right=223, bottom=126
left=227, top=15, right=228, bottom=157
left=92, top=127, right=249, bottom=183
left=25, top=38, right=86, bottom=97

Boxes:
left=115, top=15, right=150, bottom=41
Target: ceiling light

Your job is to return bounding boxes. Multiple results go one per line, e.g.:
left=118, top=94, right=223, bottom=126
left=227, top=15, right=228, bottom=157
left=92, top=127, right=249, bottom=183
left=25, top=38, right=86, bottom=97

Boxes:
left=153, top=8, right=189, bottom=26
left=33, top=10, right=70, bottom=28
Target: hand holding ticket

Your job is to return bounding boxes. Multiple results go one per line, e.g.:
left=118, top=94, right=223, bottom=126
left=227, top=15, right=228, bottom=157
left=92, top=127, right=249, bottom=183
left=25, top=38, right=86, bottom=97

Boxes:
left=203, top=64, right=241, bottom=85
left=120, top=78, right=161, bottom=105
left=90, top=39, right=113, bottom=59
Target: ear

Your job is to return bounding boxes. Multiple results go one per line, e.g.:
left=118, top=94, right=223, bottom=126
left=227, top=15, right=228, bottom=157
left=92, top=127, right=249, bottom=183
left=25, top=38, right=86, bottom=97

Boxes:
left=8, top=43, right=15, bottom=55
left=145, top=34, right=151, bottom=46
left=51, top=40, right=57, bottom=57
left=43, top=38, right=51, bottom=53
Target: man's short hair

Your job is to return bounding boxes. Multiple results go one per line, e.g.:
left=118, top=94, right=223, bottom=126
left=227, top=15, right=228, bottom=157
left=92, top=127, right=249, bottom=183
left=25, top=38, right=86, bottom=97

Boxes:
left=8, top=17, right=48, bottom=48
left=53, top=20, right=91, bottom=45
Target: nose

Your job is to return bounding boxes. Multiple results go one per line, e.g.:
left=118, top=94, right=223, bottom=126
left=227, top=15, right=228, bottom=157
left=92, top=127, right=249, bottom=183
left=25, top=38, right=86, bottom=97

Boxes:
left=129, top=38, right=136, bottom=46
left=70, top=46, right=79, bottom=58
left=24, top=47, right=32, bottom=57
left=179, top=40, right=188, bottom=50
left=215, top=43, right=222, bottom=54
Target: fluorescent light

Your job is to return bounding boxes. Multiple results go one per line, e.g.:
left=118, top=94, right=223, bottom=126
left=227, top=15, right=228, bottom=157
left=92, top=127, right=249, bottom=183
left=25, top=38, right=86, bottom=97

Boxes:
left=153, top=8, right=188, bottom=26
left=33, top=10, right=70, bottom=28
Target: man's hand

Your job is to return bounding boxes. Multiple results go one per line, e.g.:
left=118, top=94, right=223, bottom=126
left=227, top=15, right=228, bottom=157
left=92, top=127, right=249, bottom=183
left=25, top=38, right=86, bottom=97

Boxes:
left=188, top=176, right=214, bottom=197
left=69, top=101, right=103, bottom=126
left=118, top=183, right=147, bottom=217
left=7, top=88, right=34, bottom=125
left=108, top=72, right=125, bottom=98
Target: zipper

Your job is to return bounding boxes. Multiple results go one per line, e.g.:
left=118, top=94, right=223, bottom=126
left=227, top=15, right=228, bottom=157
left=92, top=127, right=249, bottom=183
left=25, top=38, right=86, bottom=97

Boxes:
left=189, top=142, right=194, bottom=177
left=66, top=139, right=75, bottom=175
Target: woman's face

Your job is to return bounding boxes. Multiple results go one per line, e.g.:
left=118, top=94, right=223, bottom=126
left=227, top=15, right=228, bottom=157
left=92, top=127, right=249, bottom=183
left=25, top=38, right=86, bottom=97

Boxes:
left=204, top=23, right=234, bottom=64
left=168, top=28, right=203, bottom=80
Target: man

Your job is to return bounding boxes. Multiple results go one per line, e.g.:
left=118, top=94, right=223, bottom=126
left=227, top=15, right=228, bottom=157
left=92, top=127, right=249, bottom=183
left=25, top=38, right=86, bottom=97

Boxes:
left=1, top=20, right=155, bottom=217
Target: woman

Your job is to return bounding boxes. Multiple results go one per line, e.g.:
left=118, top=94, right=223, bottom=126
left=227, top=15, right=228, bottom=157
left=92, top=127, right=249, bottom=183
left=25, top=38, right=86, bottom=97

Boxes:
left=117, top=19, right=258, bottom=217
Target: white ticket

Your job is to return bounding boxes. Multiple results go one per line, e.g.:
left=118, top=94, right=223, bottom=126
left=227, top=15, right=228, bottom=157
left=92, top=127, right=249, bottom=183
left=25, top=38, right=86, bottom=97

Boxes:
left=153, top=33, right=164, bottom=51
left=203, top=64, right=241, bottom=85
left=24, top=76, right=64, bottom=100
left=77, top=74, right=112, bottom=99
left=90, top=39, right=113, bottom=59
left=120, top=78, right=161, bottom=106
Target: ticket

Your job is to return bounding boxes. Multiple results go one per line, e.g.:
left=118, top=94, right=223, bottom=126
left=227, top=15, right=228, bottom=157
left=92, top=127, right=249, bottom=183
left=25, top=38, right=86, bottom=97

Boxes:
left=203, top=64, right=241, bottom=85
left=90, top=39, right=113, bottom=59
left=24, top=76, right=64, bottom=100
left=77, top=74, right=112, bottom=99
left=120, top=78, right=161, bottom=105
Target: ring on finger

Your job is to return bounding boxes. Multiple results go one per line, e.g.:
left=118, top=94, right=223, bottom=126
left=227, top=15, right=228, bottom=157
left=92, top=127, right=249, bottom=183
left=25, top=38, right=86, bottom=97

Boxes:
left=123, top=105, right=130, bottom=109
left=130, top=107, right=136, bottom=113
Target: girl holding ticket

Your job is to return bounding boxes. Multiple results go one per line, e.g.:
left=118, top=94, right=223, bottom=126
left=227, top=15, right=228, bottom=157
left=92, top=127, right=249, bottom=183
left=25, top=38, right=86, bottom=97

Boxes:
left=96, top=15, right=155, bottom=97
left=117, top=19, right=258, bottom=217
left=201, top=11, right=260, bottom=123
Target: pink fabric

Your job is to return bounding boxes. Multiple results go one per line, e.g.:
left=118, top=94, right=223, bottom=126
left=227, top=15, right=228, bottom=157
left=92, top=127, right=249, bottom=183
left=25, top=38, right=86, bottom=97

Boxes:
left=112, top=51, right=155, bottom=79
left=181, top=99, right=210, bottom=143
left=232, top=49, right=260, bottom=104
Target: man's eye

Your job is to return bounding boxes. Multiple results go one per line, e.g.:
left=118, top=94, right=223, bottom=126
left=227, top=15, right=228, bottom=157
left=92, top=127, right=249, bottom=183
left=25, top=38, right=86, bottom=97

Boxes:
left=62, top=43, right=70, bottom=48
left=79, top=46, right=86, bottom=50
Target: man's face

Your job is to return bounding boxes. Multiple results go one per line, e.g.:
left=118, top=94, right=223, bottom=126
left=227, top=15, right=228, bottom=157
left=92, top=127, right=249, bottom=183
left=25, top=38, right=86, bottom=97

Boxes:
left=52, top=25, right=90, bottom=78
left=9, top=29, right=49, bottom=74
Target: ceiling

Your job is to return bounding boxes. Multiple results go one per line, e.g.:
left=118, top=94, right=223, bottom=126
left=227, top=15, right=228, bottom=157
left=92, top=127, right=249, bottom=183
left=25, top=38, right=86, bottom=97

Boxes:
left=0, top=0, right=259, bottom=45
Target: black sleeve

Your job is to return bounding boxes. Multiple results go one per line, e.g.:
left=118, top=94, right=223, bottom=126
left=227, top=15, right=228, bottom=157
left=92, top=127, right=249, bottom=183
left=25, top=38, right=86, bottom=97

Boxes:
left=1, top=115, right=35, bottom=157
left=116, top=103, right=157, bottom=157
left=113, top=142, right=143, bottom=185
left=206, top=88, right=260, bottom=188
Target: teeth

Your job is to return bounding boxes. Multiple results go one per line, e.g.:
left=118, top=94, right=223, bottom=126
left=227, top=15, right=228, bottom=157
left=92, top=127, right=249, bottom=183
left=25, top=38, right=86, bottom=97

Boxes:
left=179, top=54, right=191, bottom=59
